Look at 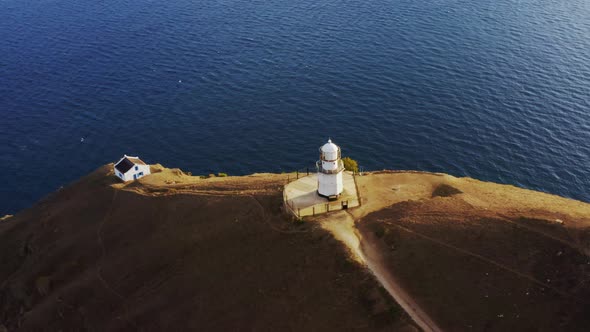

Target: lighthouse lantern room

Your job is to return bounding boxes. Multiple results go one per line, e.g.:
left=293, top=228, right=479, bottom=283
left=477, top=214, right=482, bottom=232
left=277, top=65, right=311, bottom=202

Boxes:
left=317, top=139, right=345, bottom=199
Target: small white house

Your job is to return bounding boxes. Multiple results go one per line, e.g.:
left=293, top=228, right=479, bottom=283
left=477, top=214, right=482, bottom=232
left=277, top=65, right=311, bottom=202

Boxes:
left=114, top=155, right=150, bottom=182
left=317, top=139, right=344, bottom=199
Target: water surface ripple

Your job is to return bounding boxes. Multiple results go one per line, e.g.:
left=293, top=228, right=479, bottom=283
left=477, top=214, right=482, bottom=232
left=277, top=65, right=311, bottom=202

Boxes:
left=1, top=0, right=589, bottom=213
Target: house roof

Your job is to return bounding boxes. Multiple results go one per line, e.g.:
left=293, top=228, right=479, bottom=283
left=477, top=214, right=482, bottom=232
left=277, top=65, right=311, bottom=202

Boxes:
left=127, top=157, right=146, bottom=165
left=115, top=155, right=146, bottom=173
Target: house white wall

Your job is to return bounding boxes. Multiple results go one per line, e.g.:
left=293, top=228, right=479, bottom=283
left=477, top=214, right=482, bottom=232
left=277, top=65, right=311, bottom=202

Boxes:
left=115, top=162, right=151, bottom=182
left=125, top=164, right=150, bottom=181
left=137, top=164, right=150, bottom=179
left=115, top=170, right=126, bottom=181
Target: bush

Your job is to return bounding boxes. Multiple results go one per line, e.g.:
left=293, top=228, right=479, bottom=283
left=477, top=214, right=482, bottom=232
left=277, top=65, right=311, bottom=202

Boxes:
left=342, top=157, right=359, bottom=173
left=431, top=184, right=462, bottom=197
left=218, top=172, right=228, bottom=177
left=373, top=224, right=386, bottom=239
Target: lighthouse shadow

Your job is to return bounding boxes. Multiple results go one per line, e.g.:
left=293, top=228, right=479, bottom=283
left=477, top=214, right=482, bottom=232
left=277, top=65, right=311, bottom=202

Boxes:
left=293, top=190, right=327, bottom=208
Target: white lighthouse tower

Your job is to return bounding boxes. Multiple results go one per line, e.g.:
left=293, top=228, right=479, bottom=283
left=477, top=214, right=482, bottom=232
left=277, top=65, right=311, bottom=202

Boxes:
left=317, top=139, right=344, bottom=199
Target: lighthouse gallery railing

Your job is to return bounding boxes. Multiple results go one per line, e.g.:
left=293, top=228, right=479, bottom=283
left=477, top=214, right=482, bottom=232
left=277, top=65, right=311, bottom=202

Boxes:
left=316, top=160, right=345, bottom=174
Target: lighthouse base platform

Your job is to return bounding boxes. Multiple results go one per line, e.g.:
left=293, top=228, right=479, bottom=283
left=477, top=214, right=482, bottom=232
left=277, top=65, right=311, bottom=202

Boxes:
left=283, top=172, right=360, bottom=218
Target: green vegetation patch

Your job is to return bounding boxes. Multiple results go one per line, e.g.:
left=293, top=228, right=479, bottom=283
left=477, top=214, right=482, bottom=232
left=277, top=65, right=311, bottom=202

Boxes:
left=342, top=157, right=359, bottom=173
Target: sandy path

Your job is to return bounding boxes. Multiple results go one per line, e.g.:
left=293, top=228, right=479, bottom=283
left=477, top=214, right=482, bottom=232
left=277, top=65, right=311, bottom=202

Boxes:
left=321, top=212, right=442, bottom=332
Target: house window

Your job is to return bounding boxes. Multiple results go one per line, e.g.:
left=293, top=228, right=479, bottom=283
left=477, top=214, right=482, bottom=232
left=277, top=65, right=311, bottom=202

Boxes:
left=135, top=166, right=138, bottom=171
left=138, top=172, right=144, bottom=177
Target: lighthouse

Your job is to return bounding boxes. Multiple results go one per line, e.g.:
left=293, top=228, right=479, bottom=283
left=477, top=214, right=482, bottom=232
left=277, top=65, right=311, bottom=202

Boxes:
left=317, top=139, right=344, bottom=199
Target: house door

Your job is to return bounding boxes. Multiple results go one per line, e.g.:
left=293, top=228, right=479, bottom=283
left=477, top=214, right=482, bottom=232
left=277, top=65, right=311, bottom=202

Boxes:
left=133, top=174, right=137, bottom=180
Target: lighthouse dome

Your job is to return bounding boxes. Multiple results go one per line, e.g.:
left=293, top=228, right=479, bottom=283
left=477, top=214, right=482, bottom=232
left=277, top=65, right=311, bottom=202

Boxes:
left=320, top=139, right=340, bottom=161
left=321, top=139, right=339, bottom=153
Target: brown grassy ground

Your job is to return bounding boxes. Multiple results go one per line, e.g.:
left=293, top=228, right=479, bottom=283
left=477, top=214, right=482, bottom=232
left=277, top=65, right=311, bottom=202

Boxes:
left=354, top=172, right=590, bottom=331
left=3, top=166, right=589, bottom=331
left=0, top=165, right=414, bottom=331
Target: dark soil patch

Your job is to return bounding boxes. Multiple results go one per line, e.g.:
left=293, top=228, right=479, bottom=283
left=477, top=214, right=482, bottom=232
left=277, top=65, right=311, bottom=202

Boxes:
left=431, top=184, right=463, bottom=198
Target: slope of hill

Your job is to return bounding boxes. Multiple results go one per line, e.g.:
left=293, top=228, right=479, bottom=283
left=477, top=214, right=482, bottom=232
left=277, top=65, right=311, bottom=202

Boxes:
left=0, top=165, right=414, bottom=331
left=2, top=165, right=589, bottom=331
left=348, top=172, right=590, bottom=331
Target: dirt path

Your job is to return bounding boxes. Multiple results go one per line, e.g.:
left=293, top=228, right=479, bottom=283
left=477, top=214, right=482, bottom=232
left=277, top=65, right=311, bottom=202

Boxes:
left=321, top=212, right=443, bottom=332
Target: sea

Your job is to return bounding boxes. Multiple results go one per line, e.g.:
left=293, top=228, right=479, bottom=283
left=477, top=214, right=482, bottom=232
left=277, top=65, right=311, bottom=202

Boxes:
left=1, top=0, right=589, bottom=214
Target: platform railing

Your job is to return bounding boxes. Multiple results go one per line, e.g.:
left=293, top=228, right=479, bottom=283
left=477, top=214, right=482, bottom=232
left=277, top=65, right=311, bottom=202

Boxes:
left=319, top=149, right=341, bottom=162
left=316, top=160, right=345, bottom=174
left=286, top=197, right=360, bottom=218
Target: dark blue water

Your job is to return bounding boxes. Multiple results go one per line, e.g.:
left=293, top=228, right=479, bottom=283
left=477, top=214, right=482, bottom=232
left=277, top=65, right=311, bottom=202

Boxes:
left=2, top=0, right=589, bottom=214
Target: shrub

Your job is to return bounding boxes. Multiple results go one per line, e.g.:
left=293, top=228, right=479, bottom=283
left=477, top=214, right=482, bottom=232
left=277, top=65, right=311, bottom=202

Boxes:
left=218, top=172, right=228, bottom=177
left=342, top=157, right=359, bottom=173
left=431, top=184, right=462, bottom=198
left=373, top=225, right=386, bottom=238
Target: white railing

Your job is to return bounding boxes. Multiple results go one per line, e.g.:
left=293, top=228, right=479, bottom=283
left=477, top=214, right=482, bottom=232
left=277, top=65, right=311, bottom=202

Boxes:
left=316, top=160, right=345, bottom=174
left=285, top=197, right=360, bottom=218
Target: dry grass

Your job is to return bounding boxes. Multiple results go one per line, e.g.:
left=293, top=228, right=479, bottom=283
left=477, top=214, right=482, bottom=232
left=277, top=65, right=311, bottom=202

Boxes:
left=0, top=165, right=414, bottom=331
left=354, top=172, right=590, bottom=331
left=2, top=166, right=589, bottom=331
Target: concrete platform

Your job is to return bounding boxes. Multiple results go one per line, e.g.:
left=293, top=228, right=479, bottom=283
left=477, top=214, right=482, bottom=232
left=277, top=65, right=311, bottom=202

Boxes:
left=284, top=172, right=360, bottom=217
